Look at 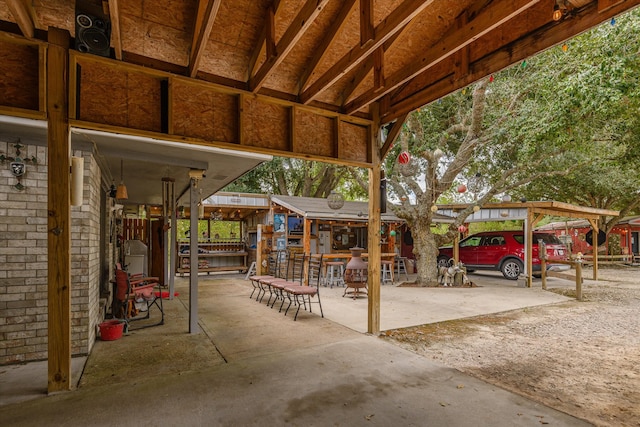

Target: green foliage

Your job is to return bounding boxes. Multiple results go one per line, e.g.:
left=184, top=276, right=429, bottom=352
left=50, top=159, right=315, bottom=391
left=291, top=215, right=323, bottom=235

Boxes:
left=387, top=9, right=640, bottom=219
left=223, top=157, right=367, bottom=200
left=176, top=220, right=240, bottom=241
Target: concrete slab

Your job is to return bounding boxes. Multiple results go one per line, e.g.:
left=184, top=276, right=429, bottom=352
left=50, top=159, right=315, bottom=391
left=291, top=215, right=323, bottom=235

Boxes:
left=318, top=271, right=573, bottom=332
left=0, top=273, right=589, bottom=426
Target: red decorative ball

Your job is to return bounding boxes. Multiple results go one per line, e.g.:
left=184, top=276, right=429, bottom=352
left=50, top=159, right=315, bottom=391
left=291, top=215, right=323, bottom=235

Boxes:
left=458, top=225, right=467, bottom=233
left=398, top=151, right=411, bottom=164
left=457, top=184, right=467, bottom=193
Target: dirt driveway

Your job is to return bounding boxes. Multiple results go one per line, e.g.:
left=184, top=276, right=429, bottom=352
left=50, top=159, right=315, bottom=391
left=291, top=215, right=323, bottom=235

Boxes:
left=382, top=266, right=640, bottom=427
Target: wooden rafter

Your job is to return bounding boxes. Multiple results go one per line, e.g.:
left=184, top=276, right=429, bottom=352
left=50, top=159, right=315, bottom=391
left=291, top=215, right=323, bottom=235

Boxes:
left=382, top=0, right=640, bottom=122
left=266, top=5, right=276, bottom=60
left=373, top=46, right=383, bottom=90
left=250, top=0, right=330, bottom=92
left=341, top=30, right=402, bottom=105
left=380, top=113, right=407, bottom=159
left=297, top=0, right=357, bottom=93
left=344, top=0, right=543, bottom=114
left=6, top=0, right=35, bottom=38
left=106, top=0, right=122, bottom=60
left=299, top=0, right=435, bottom=105
left=189, top=0, right=222, bottom=78
left=247, top=0, right=282, bottom=81
left=360, top=0, right=373, bottom=44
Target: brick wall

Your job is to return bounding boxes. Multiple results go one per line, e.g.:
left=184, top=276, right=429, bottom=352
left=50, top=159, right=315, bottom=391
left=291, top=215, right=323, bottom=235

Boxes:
left=0, top=140, right=105, bottom=365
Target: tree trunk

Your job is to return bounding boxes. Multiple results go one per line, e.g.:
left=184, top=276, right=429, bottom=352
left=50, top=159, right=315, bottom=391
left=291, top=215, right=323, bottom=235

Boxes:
left=412, top=220, right=440, bottom=286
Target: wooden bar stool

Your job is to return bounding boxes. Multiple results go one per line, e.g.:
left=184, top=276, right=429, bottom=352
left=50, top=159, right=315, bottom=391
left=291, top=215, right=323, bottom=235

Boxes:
left=324, top=260, right=345, bottom=288
left=381, top=260, right=394, bottom=285
left=395, top=256, right=409, bottom=281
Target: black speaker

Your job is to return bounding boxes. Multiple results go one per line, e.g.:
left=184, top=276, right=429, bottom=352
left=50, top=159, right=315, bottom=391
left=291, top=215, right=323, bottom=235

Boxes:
left=75, top=12, right=111, bottom=57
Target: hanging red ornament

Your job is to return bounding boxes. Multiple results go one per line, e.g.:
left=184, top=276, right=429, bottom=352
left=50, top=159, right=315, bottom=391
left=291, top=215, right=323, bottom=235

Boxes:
left=489, top=75, right=494, bottom=83
left=457, top=184, right=467, bottom=193
left=398, top=151, right=411, bottom=164
left=458, top=225, right=467, bottom=233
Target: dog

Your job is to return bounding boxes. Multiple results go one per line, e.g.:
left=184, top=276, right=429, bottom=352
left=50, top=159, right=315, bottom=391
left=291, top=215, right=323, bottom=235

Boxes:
left=438, top=265, right=454, bottom=286
left=439, top=262, right=472, bottom=286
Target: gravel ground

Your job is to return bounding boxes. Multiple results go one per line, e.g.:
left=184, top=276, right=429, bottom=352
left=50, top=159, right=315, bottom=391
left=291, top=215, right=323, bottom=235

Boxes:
left=382, top=266, right=640, bottom=427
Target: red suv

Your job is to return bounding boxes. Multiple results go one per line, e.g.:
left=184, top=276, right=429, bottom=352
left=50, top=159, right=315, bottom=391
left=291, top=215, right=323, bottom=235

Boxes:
left=438, top=231, right=569, bottom=280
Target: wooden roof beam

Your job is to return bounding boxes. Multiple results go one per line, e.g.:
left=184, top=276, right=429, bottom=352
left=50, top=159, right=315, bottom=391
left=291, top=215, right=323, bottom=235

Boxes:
left=344, top=0, right=542, bottom=114
left=341, top=30, right=402, bottom=105
left=380, top=112, right=407, bottom=159
left=299, top=0, right=435, bottom=105
left=106, top=0, right=123, bottom=60
left=189, top=0, right=222, bottom=78
left=6, top=0, right=36, bottom=39
left=297, top=0, right=357, bottom=93
left=382, top=0, right=640, bottom=123
left=266, top=5, right=276, bottom=60
left=250, top=0, right=330, bottom=92
left=360, top=0, right=374, bottom=44
left=248, top=0, right=282, bottom=80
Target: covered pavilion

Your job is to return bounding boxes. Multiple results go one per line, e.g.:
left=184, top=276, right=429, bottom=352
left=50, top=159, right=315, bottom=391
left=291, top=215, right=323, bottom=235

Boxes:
left=0, top=0, right=637, bottom=393
left=437, top=200, right=620, bottom=286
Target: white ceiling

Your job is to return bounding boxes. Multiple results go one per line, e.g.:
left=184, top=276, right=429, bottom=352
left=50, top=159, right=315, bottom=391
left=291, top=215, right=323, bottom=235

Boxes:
left=0, top=115, right=271, bottom=206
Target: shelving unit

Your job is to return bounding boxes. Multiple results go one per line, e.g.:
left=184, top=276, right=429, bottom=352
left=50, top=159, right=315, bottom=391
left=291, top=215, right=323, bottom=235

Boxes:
left=177, top=241, right=248, bottom=276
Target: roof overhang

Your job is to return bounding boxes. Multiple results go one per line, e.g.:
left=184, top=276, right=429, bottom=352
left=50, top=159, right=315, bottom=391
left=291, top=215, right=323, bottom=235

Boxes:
left=0, top=115, right=272, bottom=206
left=271, top=194, right=426, bottom=223
left=436, top=201, right=619, bottom=222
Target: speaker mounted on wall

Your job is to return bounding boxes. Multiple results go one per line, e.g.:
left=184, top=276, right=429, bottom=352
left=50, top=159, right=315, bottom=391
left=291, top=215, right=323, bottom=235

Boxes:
left=75, top=12, right=111, bottom=57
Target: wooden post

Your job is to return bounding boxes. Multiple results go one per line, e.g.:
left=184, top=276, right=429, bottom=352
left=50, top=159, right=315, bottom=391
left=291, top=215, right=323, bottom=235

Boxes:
left=367, top=105, right=382, bottom=335
left=47, top=27, right=71, bottom=393
left=575, top=259, right=583, bottom=301
left=593, top=224, right=599, bottom=281
left=525, top=210, right=534, bottom=287
left=453, top=233, right=460, bottom=264
left=541, top=258, right=547, bottom=290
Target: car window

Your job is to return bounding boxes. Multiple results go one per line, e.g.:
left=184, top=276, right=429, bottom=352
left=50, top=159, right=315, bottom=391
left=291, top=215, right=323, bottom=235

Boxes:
left=484, top=236, right=505, bottom=246
left=511, top=233, right=562, bottom=245
left=534, top=233, right=562, bottom=244
left=460, top=236, right=483, bottom=247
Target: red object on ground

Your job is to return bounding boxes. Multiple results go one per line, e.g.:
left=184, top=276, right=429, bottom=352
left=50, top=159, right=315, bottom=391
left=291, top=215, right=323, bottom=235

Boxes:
left=155, top=291, right=179, bottom=299
left=457, top=184, right=467, bottom=193
left=99, top=320, right=124, bottom=341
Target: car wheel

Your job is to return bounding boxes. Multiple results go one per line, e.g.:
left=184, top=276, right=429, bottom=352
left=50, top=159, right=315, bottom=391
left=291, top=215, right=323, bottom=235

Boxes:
left=500, top=258, right=523, bottom=280
left=437, top=256, right=452, bottom=268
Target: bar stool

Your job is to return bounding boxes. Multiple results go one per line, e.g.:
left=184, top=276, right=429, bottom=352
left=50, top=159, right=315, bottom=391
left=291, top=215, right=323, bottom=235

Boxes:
left=381, top=260, right=394, bottom=285
left=395, top=256, right=409, bottom=281
left=324, top=261, right=345, bottom=288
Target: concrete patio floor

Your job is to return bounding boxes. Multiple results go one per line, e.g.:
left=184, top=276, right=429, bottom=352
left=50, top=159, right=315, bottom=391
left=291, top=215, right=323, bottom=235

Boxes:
left=0, top=272, right=590, bottom=426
